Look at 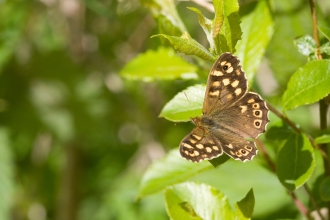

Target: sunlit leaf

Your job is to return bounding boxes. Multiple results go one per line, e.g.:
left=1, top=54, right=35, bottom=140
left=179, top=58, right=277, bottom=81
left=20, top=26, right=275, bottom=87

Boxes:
left=320, top=42, right=330, bottom=55
left=282, top=59, right=330, bottom=110
left=160, top=85, right=204, bottom=122
left=120, top=47, right=198, bottom=81
left=152, top=32, right=216, bottom=61
left=277, top=133, right=315, bottom=192
left=318, top=24, right=330, bottom=41
left=214, top=0, right=241, bottom=54
left=187, top=7, right=215, bottom=51
left=138, top=150, right=212, bottom=198
left=294, top=35, right=316, bottom=56
left=165, top=182, right=236, bottom=220
left=315, top=134, right=330, bottom=144
left=235, top=188, right=255, bottom=219
left=236, top=0, right=273, bottom=81
left=139, top=0, right=186, bottom=33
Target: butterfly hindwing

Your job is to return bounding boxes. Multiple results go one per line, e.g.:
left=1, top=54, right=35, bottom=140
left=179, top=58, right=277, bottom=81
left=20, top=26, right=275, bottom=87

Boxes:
left=179, top=126, right=223, bottom=162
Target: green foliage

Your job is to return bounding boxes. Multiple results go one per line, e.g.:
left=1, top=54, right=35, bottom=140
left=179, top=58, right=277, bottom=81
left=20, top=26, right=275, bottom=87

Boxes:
left=165, top=182, right=253, bottom=220
left=1, top=0, right=330, bottom=219
left=160, top=85, right=204, bottom=121
left=281, top=60, right=330, bottom=110
left=120, top=47, right=198, bottom=81
left=276, top=133, right=315, bottom=192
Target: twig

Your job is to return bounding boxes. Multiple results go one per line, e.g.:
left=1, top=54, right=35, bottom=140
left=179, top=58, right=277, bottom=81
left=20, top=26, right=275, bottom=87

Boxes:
left=266, top=102, right=300, bottom=133
left=304, top=185, right=325, bottom=220
left=255, top=139, right=276, bottom=173
left=308, top=0, right=330, bottom=219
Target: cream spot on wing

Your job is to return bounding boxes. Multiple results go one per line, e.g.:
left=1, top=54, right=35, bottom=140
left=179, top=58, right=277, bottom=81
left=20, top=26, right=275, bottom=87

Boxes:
left=205, top=147, right=212, bottom=153
left=192, top=134, right=202, bottom=140
left=222, top=78, right=230, bottom=86
left=236, top=69, right=241, bottom=76
left=189, top=139, right=197, bottom=144
left=202, top=154, right=208, bottom=158
left=248, top=98, right=255, bottom=103
left=221, top=61, right=227, bottom=66
left=194, top=151, right=200, bottom=156
left=230, top=151, right=235, bottom=155
left=245, top=146, right=253, bottom=152
left=212, top=146, right=219, bottom=151
left=212, top=81, right=221, bottom=87
left=227, top=144, right=233, bottom=149
left=226, top=67, right=233, bottom=73
left=212, top=70, right=224, bottom=76
left=235, top=88, right=242, bottom=96
left=226, top=94, right=233, bottom=100
left=183, top=143, right=193, bottom=149
left=254, top=119, right=262, bottom=128
left=184, top=150, right=189, bottom=155
left=239, top=105, right=247, bottom=113
left=231, top=80, right=239, bottom=88
left=196, top=144, right=204, bottom=149
left=209, top=90, right=220, bottom=97
left=240, top=149, right=249, bottom=156
left=253, top=110, right=262, bottom=117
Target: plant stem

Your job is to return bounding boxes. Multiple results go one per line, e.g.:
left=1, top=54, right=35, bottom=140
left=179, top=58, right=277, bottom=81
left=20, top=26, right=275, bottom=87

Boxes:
left=308, top=0, right=330, bottom=219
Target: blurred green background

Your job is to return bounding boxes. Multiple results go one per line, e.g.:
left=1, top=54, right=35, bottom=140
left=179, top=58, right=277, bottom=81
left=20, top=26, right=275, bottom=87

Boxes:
left=0, top=0, right=175, bottom=219
left=0, top=0, right=329, bottom=220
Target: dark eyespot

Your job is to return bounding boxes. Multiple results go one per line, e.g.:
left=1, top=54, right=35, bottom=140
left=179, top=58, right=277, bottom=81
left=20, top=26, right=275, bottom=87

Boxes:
left=255, top=111, right=260, bottom=116
left=246, top=146, right=252, bottom=150
left=241, top=150, right=246, bottom=154
left=223, top=65, right=228, bottom=70
left=188, top=149, right=194, bottom=154
left=255, top=121, right=260, bottom=126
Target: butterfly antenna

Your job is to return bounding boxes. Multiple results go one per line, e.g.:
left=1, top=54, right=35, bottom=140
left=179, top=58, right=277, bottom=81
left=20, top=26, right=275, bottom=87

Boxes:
left=184, top=91, right=192, bottom=107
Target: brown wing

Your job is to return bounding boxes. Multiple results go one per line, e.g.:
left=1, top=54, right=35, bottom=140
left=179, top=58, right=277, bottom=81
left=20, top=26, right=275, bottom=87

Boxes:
left=203, top=53, right=248, bottom=115
left=179, top=126, right=223, bottom=162
left=209, top=92, right=269, bottom=162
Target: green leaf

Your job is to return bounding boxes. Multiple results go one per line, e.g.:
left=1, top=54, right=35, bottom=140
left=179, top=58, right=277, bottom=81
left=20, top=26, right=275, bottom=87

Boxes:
left=235, top=188, right=255, bottom=219
left=214, top=0, right=241, bottom=54
left=315, top=134, right=330, bottom=144
left=165, top=182, right=236, bottom=220
left=235, top=0, right=273, bottom=82
left=320, top=176, right=330, bottom=201
left=212, top=0, right=224, bottom=38
left=139, top=0, right=186, bottom=33
left=320, top=42, right=330, bottom=55
left=152, top=32, right=216, bottom=61
left=137, top=150, right=212, bottom=198
left=120, top=47, right=198, bottom=81
left=187, top=7, right=215, bottom=51
left=318, top=24, right=330, bottom=41
left=276, top=133, right=315, bottom=192
left=294, top=35, right=316, bottom=56
left=281, top=59, right=330, bottom=110
left=160, top=85, right=205, bottom=122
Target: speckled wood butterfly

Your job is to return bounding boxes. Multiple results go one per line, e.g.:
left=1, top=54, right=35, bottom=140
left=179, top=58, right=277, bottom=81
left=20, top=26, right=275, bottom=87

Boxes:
left=180, top=52, right=269, bottom=162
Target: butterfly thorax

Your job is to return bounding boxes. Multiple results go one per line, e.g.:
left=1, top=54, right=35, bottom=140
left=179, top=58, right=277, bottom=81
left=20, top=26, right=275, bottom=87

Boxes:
left=191, top=115, right=215, bottom=130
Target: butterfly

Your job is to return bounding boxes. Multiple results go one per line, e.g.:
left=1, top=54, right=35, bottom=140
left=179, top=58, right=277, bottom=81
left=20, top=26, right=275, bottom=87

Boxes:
left=179, top=52, right=269, bottom=162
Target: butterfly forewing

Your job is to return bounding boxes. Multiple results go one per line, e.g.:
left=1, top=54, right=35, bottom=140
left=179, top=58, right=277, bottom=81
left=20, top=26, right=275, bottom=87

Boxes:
left=203, top=53, right=248, bottom=115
